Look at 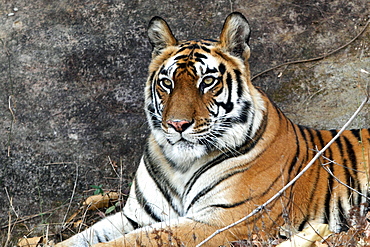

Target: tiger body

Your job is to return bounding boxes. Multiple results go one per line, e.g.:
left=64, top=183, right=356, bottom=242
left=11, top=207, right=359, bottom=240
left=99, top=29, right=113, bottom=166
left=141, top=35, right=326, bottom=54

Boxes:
left=56, top=13, right=370, bottom=247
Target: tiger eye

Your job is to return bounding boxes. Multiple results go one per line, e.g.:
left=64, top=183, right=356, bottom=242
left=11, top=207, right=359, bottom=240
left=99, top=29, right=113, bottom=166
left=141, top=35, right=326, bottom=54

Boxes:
left=203, top=77, right=215, bottom=85
left=160, top=79, right=173, bottom=90
left=163, top=79, right=172, bottom=86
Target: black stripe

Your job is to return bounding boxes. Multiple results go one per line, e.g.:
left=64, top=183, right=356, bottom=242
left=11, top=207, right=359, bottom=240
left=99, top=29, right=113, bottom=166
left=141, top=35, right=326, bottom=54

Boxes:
left=320, top=131, right=334, bottom=224
left=237, top=101, right=252, bottom=124
left=214, top=72, right=233, bottom=113
left=147, top=103, right=161, bottom=129
left=134, top=177, right=162, bottom=222
left=149, top=71, right=161, bottom=119
left=201, top=38, right=217, bottom=44
left=298, top=219, right=308, bottom=231
left=298, top=125, right=310, bottom=171
left=343, top=134, right=361, bottom=206
left=343, top=136, right=358, bottom=172
left=221, top=101, right=251, bottom=126
left=337, top=199, right=349, bottom=231
left=185, top=167, right=250, bottom=212
left=313, top=129, right=332, bottom=224
left=179, top=41, right=191, bottom=47
left=212, top=199, right=284, bottom=227
left=305, top=128, right=322, bottom=216
left=287, top=124, right=302, bottom=176
left=174, top=54, right=188, bottom=61
left=350, top=129, right=361, bottom=140
left=176, top=45, right=195, bottom=54
left=204, top=66, right=218, bottom=74
left=233, top=69, right=244, bottom=98
left=246, top=109, right=255, bottom=138
left=200, top=45, right=210, bottom=53
left=276, top=107, right=285, bottom=122
left=314, top=129, right=325, bottom=150
left=214, top=50, right=230, bottom=61
left=210, top=199, right=250, bottom=209
left=159, top=65, right=167, bottom=75
left=330, top=130, right=353, bottom=199
left=149, top=71, right=156, bottom=81
left=96, top=234, right=108, bottom=243
left=143, top=146, right=182, bottom=215
left=124, top=213, right=140, bottom=229
left=194, top=52, right=207, bottom=59
left=215, top=101, right=234, bottom=114
left=298, top=125, right=308, bottom=150
left=218, top=63, right=226, bottom=75
left=195, top=57, right=205, bottom=65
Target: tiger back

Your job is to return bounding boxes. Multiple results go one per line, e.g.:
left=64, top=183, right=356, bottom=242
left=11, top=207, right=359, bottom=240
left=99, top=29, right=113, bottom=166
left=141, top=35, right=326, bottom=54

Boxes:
left=56, top=12, right=370, bottom=247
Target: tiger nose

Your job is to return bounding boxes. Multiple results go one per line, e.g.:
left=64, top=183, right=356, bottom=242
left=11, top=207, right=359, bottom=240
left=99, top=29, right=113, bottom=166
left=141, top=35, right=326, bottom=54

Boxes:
left=167, top=120, right=192, bottom=132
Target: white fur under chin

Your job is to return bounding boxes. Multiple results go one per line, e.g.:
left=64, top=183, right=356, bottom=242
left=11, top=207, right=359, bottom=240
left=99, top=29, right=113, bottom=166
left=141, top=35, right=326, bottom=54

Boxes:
left=163, top=139, right=207, bottom=166
left=150, top=129, right=205, bottom=166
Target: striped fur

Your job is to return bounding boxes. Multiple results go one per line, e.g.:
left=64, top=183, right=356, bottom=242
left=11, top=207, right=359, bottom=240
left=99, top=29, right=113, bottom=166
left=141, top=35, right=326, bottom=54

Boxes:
left=56, top=12, right=370, bottom=247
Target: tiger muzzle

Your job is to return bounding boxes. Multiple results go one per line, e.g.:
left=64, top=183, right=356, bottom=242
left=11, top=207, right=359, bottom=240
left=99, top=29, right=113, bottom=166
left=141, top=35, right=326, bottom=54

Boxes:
left=167, top=119, right=192, bottom=132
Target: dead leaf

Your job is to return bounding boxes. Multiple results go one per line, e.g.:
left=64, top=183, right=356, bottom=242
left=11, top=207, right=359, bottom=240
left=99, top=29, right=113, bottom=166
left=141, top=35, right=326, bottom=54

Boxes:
left=314, top=240, right=329, bottom=247
left=18, top=236, right=44, bottom=247
left=65, top=210, right=80, bottom=224
left=277, top=224, right=332, bottom=247
left=83, top=192, right=119, bottom=211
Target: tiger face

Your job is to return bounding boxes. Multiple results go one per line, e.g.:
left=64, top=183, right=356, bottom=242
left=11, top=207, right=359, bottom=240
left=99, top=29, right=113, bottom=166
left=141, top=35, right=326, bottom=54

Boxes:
left=145, top=14, right=265, bottom=167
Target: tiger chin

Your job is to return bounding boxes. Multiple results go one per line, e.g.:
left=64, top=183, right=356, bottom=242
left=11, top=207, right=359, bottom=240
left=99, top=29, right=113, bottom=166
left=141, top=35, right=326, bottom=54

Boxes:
left=56, top=12, right=370, bottom=247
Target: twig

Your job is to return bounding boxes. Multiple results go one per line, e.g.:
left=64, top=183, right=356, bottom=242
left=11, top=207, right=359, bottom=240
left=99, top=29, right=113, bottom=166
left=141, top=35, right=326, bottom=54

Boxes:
left=0, top=204, right=68, bottom=230
left=108, top=156, right=120, bottom=178
left=7, top=95, right=16, bottom=157
left=196, top=88, right=369, bottom=247
left=4, top=188, right=19, bottom=247
left=321, top=161, right=369, bottom=199
left=251, top=18, right=370, bottom=81
left=1, top=37, right=16, bottom=157
left=5, top=202, right=12, bottom=247
left=62, top=163, right=79, bottom=227
left=5, top=187, right=18, bottom=218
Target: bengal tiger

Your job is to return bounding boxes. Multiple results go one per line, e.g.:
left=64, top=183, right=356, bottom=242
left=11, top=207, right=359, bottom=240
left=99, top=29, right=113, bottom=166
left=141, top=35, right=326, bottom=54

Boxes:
left=56, top=12, right=370, bottom=247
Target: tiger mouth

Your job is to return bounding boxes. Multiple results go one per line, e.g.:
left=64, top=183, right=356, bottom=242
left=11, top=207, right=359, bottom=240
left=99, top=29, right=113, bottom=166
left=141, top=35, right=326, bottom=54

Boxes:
left=167, top=135, right=196, bottom=146
left=167, top=132, right=215, bottom=151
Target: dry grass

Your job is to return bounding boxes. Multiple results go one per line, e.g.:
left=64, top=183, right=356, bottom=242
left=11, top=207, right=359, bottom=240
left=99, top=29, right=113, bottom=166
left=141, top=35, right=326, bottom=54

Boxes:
left=3, top=192, right=370, bottom=247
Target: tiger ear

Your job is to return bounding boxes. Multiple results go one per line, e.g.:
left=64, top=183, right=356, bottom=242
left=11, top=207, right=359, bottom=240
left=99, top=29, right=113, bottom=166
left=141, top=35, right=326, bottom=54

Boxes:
left=219, top=12, right=251, bottom=60
left=148, top=16, right=178, bottom=58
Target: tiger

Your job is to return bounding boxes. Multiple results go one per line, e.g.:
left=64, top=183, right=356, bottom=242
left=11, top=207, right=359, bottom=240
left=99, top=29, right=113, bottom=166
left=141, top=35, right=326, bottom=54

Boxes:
left=56, top=12, right=370, bottom=247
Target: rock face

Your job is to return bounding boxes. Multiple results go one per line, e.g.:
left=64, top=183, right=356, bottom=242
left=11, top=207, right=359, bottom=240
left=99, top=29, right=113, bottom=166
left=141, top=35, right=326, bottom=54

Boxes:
left=0, top=0, right=369, bottom=243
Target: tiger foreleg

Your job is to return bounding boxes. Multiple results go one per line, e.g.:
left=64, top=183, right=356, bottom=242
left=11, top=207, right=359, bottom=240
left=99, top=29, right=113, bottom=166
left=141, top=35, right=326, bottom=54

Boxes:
left=55, top=212, right=134, bottom=247
left=91, top=217, right=241, bottom=247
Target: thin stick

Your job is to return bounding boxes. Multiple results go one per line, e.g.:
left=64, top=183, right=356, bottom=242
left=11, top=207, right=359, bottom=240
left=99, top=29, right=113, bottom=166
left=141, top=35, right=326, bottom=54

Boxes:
left=1, top=38, right=15, bottom=158
left=251, top=19, right=370, bottom=81
left=0, top=205, right=68, bottom=230
left=5, top=187, right=18, bottom=218
left=5, top=202, right=12, bottom=247
left=321, top=161, right=369, bottom=199
left=108, top=156, right=120, bottom=178
left=62, top=163, right=79, bottom=227
left=196, top=90, right=369, bottom=247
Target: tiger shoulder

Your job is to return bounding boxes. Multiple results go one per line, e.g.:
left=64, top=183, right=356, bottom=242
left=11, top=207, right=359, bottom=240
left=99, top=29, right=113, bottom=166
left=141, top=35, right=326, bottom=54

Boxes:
left=55, top=12, right=370, bottom=247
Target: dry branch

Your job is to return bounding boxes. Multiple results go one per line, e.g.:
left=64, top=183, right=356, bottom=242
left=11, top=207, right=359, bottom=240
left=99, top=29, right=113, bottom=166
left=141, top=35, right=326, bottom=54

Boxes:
left=251, top=19, right=370, bottom=81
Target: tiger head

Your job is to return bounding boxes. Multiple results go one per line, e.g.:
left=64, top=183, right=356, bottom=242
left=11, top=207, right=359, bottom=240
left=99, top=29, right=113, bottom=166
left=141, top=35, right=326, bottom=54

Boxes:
left=145, top=12, right=265, bottom=167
